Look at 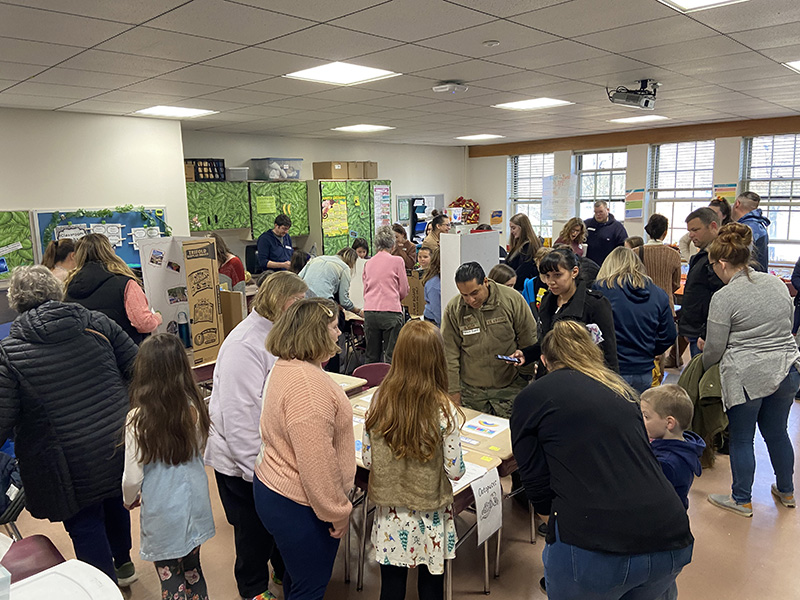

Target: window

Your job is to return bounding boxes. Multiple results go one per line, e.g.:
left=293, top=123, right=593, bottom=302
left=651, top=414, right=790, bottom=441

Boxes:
left=743, top=134, right=800, bottom=264
left=649, top=141, right=715, bottom=244
left=577, top=151, right=627, bottom=221
left=508, top=153, right=555, bottom=238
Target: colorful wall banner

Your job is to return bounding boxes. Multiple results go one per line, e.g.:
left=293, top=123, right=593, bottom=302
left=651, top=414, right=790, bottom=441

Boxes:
left=625, top=189, right=644, bottom=220
left=713, top=183, right=738, bottom=203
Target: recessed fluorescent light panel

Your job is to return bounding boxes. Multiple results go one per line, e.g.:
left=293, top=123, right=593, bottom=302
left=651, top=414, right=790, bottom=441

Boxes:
left=608, top=115, right=670, bottom=124
left=134, top=106, right=218, bottom=118
left=284, top=62, right=400, bottom=86
left=783, top=61, right=800, bottom=75
left=455, top=134, right=506, bottom=140
left=656, top=0, right=749, bottom=12
left=493, top=98, right=573, bottom=111
left=331, top=124, right=396, bottom=133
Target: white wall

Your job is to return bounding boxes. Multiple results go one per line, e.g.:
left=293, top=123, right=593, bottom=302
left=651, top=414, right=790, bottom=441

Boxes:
left=466, top=155, right=506, bottom=228
left=0, top=108, right=189, bottom=236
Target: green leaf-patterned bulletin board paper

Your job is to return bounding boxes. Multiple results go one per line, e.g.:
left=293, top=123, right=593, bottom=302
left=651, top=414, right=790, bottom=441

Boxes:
left=249, top=181, right=309, bottom=238
left=0, top=211, right=34, bottom=280
left=186, top=182, right=250, bottom=231
left=346, top=180, right=371, bottom=245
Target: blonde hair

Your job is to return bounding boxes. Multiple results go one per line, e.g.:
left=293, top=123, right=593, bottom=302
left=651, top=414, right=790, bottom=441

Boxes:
left=337, top=247, right=358, bottom=269
left=421, top=246, right=441, bottom=285
left=266, top=297, right=339, bottom=362
left=252, top=271, right=308, bottom=321
left=595, top=247, right=651, bottom=290
left=508, top=213, right=542, bottom=260
left=365, top=320, right=461, bottom=462
left=558, top=217, right=586, bottom=244
left=65, top=233, right=139, bottom=286
left=541, top=320, right=638, bottom=403
left=640, top=384, right=694, bottom=431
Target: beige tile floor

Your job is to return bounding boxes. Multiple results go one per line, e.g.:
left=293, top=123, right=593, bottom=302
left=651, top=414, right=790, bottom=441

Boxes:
left=13, top=372, right=800, bottom=600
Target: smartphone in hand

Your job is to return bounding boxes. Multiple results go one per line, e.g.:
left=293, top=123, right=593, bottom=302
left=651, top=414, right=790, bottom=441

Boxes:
left=496, top=354, right=521, bottom=364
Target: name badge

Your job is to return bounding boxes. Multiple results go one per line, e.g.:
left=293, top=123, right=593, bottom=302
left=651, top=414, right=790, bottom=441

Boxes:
left=285, top=245, right=292, bottom=250
left=463, top=328, right=480, bottom=335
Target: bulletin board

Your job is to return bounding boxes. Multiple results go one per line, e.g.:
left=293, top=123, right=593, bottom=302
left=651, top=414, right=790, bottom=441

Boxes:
left=34, top=207, right=170, bottom=267
left=0, top=211, right=35, bottom=281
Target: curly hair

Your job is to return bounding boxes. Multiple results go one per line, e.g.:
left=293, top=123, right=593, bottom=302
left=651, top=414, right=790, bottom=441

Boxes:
left=8, top=265, right=63, bottom=313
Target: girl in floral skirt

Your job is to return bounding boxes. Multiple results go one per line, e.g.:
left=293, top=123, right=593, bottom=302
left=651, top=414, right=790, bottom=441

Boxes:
left=363, top=320, right=465, bottom=600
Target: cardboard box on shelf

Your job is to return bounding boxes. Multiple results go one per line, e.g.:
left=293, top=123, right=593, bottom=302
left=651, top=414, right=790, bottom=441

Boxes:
left=363, top=161, right=378, bottom=179
left=184, top=162, right=195, bottom=182
left=401, top=269, right=425, bottom=317
left=313, top=161, right=348, bottom=180
left=347, top=161, right=364, bottom=179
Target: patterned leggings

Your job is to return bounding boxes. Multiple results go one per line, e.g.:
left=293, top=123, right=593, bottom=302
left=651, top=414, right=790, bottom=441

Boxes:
left=154, top=546, right=209, bottom=600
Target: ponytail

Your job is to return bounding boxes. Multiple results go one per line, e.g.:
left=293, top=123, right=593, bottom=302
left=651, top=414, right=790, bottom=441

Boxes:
left=42, top=238, right=75, bottom=269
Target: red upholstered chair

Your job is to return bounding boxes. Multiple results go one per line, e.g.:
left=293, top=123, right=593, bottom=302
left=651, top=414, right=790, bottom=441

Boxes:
left=352, top=362, right=391, bottom=390
left=1, top=535, right=66, bottom=584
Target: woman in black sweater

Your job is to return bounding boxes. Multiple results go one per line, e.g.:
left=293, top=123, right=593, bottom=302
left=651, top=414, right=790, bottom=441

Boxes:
left=511, top=320, right=693, bottom=599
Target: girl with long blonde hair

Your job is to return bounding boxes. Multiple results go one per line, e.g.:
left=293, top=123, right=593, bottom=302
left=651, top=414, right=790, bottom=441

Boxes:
left=65, top=233, right=161, bottom=344
left=507, top=213, right=543, bottom=291
left=363, top=320, right=465, bottom=600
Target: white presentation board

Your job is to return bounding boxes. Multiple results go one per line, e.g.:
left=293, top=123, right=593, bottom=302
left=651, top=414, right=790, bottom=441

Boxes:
left=440, top=231, right=501, bottom=312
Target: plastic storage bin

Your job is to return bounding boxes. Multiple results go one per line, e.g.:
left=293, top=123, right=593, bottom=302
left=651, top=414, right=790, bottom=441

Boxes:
left=250, top=158, right=302, bottom=180
left=225, top=167, right=249, bottom=181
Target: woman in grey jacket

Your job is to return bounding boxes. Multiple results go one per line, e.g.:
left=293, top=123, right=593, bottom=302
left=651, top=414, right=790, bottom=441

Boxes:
left=702, top=224, right=800, bottom=517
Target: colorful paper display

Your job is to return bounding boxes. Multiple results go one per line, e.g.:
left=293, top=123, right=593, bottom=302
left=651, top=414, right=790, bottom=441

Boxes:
left=625, top=189, right=644, bottom=220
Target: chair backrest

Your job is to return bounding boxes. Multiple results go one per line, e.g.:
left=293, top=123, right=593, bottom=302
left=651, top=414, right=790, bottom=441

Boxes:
left=1, top=534, right=65, bottom=584
left=353, top=362, right=391, bottom=389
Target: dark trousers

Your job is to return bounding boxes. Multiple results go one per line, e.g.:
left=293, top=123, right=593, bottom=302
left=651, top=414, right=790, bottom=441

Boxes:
left=215, top=471, right=285, bottom=597
left=62, top=495, right=132, bottom=582
left=379, top=564, right=443, bottom=600
left=253, top=478, right=340, bottom=600
left=154, top=546, right=208, bottom=600
left=364, top=311, right=404, bottom=364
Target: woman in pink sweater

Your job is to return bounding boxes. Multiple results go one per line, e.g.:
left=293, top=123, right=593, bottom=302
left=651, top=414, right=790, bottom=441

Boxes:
left=362, top=226, right=410, bottom=363
left=254, top=297, right=355, bottom=600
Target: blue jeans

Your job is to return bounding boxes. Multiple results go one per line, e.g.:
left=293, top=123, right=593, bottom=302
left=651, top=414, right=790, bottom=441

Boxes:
left=542, top=525, right=693, bottom=600
left=623, top=372, right=652, bottom=394
left=687, top=337, right=701, bottom=359
left=727, top=366, right=800, bottom=504
left=253, top=478, right=340, bottom=600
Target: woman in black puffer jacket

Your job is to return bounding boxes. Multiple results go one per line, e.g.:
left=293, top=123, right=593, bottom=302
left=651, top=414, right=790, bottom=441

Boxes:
left=0, top=266, right=139, bottom=585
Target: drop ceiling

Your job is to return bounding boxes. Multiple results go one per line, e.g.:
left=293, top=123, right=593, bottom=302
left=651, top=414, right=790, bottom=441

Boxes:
left=1, top=0, right=799, bottom=146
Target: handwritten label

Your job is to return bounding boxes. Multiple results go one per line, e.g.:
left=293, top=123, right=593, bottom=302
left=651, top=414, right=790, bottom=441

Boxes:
left=472, top=468, right=502, bottom=545
left=0, top=241, right=22, bottom=257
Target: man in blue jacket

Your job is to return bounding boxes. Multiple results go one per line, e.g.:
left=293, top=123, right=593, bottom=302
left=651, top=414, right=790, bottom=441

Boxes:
left=732, top=191, right=770, bottom=272
left=256, top=214, right=293, bottom=271
left=584, top=201, right=628, bottom=266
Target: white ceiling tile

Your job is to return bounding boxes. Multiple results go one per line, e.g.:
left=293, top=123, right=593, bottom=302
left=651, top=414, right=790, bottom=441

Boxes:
left=490, top=40, right=606, bottom=69
left=305, top=87, right=391, bottom=102
left=226, top=0, right=387, bottom=23
left=0, top=4, right=130, bottom=47
left=359, top=74, right=439, bottom=94
left=538, top=55, right=652, bottom=79
left=360, top=108, right=429, bottom=120
left=228, top=105, right=303, bottom=117
left=470, top=71, right=565, bottom=91
left=164, top=65, right=268, bottom=88
left=407, top=84, right=498, bottom=102
left=575, top=16, right=718, bottom=53
left=412, top=58, right=523, bottom=82
left=0, top=93, right=73, bottom=109
left=730, top=76, right=800, bottom=93
left=404, top=100, right=475, bottom=113
left=758, top=45, right=800, bottom=64
left=354, top=44, right=464, bottom=74
left=361, top=94, right=441, bottom=108
left=90, top=89, right=194, bottom=104
left=195, top=88, right=290, bottom=104
left=729, top=22, right=800, bottom=51
left=578, top=67, right=683, bottom=89
left=203, top=47, right=326, bottom=76
left=311, top=102, right=389, bottom=115
left=241, top=76, right=332, bottom=95
left=696, top=64, right=793, bottom=85
left=168, top=97, right=250, bottom=111
left=330, top=0, right=493, bottom=42
left=0, top=61, right=46, bottom=81
left=260, top=24, right=399, bottom=60
left=687, top=0, right=800, bottom=34
left=625, top=36, right=749, bottom=66
left=266, top=96, right=346, bottom=110
left=59, top=100, right=151, bottom=114
left=59, top=50, right=189, bottom=77
left=417, top=19, right=557, bottom=57
left=96, top=27, right=243, bottom=63
left=5, top=0, right=189, bottom=25
left=510, top=0, right=675, bottom=37
left=0, top=37, right=84, bottom=67
left=27, top=67, right=144, bottom=89
left=123, top=78, right=225, bottom=97
left=659, top=53, right=777, bottom=79
left=444, top=0, right=567, bottom=18
left=5, top=81, right=106, bottom=99
left=147, top=0, right=314, bottom=45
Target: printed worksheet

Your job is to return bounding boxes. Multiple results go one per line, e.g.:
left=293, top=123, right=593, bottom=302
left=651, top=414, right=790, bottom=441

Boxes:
left=462, top=414, right=510, bottom=438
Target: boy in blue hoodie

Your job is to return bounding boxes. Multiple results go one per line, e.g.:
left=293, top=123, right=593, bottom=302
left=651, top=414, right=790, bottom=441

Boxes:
left=640, top=385, right=706, bottom=509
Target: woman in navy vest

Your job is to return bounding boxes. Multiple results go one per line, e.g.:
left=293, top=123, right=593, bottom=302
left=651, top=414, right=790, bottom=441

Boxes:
left=65, top=234, right=161, bottom=344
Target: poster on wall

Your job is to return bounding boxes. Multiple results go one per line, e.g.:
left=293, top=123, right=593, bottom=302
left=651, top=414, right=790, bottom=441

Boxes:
left=713, top=183, right=737, bottom=203
left=323, top=197, right=349, bottom=237
left=625, top=189, right=644, bottom=220
left=373, top=184, right=392, bottom=229
left=542, top=174, right=577, bottom=220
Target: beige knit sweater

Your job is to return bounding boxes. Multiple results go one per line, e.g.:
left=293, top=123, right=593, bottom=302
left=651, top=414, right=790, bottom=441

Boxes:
left=640, top=243, right=681, bottom=313
left=255, top=359, right=355, bottom=525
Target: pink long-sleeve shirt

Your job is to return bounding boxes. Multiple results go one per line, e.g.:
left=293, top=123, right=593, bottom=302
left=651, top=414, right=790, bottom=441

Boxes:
left=362, top=251, right=409, bottom=313
left=124, top=280, right=162, bottom=332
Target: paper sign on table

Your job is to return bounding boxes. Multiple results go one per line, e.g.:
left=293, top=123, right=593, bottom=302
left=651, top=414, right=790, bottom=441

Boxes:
left=452, top=461, right=488, bottom=495
left=471, top=467, right=502, bottom=545
left=462, top=415, right=510, bottom=438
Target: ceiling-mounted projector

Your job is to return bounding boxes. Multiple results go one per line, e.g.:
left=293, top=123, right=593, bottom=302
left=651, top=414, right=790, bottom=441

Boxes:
left=432, top=80, right=469, bottom=93
left=607, top=79, right=660, bottom=110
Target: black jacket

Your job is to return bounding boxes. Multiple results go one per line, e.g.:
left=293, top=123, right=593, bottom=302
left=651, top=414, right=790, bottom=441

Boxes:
left=65, top=261, right=144, bottom=345
left=524, top=281, right=619, bottom=372
left=678, top=248, right=724, bottom=339
left=507, top=241, right=539, bottom=292
left=584, top=214, right=628, bottom=266
left=511, top=368, right=693, bottom=554
left=0, top=301, right=137, bottom=521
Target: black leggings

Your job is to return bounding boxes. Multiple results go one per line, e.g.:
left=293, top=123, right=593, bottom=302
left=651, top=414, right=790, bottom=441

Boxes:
left=154, top=546, right=209, bottom=600
left=379, top=564, right=443, bottom=600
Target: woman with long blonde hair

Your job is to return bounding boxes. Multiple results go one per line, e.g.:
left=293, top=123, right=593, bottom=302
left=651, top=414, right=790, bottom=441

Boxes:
left=554, top=217, right=586, bottom=257
left=65, top=233, right=161, bottom=344
left=511, top=320, right=693, bottom=599
left=506, top=213, right=542, bottom=291
left=418, top=246, right=441, bottom=326
left=363, top=320, right=465, bottom=600
left=593, top=247, right=676, bottom=393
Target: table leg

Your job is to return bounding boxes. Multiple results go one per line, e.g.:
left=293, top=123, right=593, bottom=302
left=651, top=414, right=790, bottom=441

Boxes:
left=494, top=528, right=501, bottom=578
left=530, top=503, right=536, bottom=544
left=483, top=540, right=490, bottom=594
left=445, top=559, right=452, bottom=600
left=357, top=493, right=369, bottom=591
